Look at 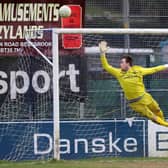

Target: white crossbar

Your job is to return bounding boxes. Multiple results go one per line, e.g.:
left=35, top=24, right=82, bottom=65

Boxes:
left=55, top=28, right=168, bottom=35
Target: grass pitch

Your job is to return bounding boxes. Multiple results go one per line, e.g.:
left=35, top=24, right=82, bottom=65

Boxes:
left=0, top=158, right=168, bottom=168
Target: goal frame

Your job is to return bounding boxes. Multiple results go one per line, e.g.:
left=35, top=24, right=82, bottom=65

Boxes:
left=27, top=28, right=168, bottom=160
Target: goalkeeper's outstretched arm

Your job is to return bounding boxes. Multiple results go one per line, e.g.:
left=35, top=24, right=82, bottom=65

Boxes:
left=99, top=41, right=120, bottom=77
left=140, top=64, right=168, bottom=76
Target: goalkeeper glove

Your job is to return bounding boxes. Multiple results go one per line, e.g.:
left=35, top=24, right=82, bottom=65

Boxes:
left=164, top=64, right=168, bottom=68
left=99, top=41, right=109, bottom=55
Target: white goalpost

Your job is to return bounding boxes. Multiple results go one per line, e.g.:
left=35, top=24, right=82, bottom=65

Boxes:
left=52, top=30, right=60, bottom=160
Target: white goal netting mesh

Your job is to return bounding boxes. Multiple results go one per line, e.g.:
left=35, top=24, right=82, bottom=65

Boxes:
left=0, top=29, right=168, bottom=160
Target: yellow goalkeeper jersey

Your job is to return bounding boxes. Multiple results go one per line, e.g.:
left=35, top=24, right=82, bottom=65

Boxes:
left=101, top=55, right=166, bottom=100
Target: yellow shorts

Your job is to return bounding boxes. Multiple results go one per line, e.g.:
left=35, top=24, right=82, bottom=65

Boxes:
left=129, top=93, right=161, bottom=119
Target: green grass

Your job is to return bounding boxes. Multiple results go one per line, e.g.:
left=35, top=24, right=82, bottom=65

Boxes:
left=0, top=158, right=168, bottom=168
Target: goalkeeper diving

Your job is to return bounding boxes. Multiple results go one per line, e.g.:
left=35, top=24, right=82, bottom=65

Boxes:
left=99, top=41, right=168, bottom=127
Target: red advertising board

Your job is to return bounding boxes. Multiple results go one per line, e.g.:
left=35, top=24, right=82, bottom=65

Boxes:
left=61, top=5, right=82, bottom=49
left=0, top=0, right=85, bottom=56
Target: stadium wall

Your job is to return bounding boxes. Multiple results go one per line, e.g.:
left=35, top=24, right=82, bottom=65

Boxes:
left=1, top=119, right=168, bottom=160
left=0, top=120, right=146, bottom=160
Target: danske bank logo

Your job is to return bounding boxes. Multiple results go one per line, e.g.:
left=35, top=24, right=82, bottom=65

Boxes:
left=34, top=132, right=138, bottom=155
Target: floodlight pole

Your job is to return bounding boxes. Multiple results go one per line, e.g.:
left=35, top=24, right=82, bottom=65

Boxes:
left=52, top=28, right=60, bottom=160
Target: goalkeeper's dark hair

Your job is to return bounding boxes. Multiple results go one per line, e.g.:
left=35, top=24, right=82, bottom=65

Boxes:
left=121, top=55, right=133, bottom=66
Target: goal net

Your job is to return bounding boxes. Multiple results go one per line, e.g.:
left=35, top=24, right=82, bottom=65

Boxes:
left=0, top=28, right=168, bottom=160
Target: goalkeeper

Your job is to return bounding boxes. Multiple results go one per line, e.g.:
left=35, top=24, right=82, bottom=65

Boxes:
left=99, top=41, right=168, bottom=127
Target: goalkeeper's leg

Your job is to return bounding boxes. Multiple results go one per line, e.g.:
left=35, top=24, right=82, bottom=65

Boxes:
left=148, top=97, right=165, bottom=120
left=130, top=103, right=168, bottom=127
